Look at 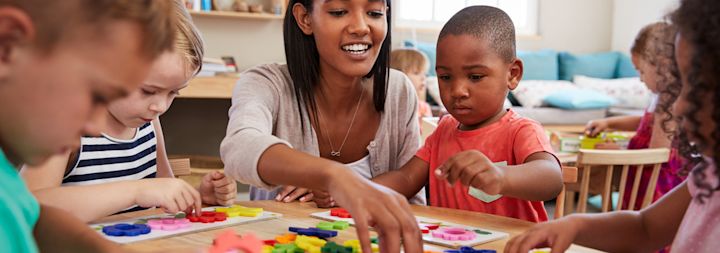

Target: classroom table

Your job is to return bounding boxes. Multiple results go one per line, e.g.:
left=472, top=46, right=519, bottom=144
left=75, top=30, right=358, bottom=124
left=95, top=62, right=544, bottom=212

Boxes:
left=95, top=200, right=604, bottom=252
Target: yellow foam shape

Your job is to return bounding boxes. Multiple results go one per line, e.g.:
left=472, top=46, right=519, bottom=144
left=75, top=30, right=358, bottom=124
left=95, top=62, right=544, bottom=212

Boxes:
left=215, top=205, right=263, bottom=217
left=344, top=239, right=379, bottom=253
left=262, top=245, right=274, bottom=253
left=295, top=235, right=326, bottom=249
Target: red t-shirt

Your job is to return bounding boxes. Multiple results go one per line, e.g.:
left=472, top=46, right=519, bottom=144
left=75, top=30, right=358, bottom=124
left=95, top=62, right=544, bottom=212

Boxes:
left=416, top=109, right=556, bottom=222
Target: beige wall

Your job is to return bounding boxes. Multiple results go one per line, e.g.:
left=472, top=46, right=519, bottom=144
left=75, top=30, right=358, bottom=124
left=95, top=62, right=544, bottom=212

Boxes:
left=393, top=0, right=614, bottom=53
left=611, top=0, right=678, bottom=53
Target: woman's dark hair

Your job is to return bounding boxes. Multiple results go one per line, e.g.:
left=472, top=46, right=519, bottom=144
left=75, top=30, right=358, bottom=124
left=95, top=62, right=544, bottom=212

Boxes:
left=671, top=0, right=720, bottom=203
left=283, top=0, right=392, bottom=129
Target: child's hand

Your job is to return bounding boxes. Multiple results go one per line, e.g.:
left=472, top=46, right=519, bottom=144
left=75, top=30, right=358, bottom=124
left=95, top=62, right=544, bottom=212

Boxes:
left=504, top=217, right=582, bottom=253
left=135, top=178, right=202, bottom=214
left=435, top=150, right=505, bottom=195
left=585, top=119, right=609, bottom=137
left=199, top=171, right=237, bottom=206
left=275, top=185, right=313, bottom=203
left=311, top=190, right=336, bottom=208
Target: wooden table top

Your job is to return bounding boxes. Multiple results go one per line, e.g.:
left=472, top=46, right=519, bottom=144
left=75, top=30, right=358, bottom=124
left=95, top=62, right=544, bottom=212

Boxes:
left=96, top=200, right=603, bottom=252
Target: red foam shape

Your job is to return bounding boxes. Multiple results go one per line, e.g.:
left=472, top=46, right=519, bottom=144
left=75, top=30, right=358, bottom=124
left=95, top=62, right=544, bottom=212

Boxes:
left=188, top=211, right=227, bottom=223
left=263, top=240, right=277, bottom=246
left=330, top=208, right=352, bottom=218
left=209, top=230, right=263, bottom=253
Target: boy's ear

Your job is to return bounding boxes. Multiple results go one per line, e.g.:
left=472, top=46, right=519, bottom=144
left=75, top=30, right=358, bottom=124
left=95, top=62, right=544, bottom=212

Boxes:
left=507, top=58, right=523, bottom=90
left=292, top=3, right=313, bottom=35
left=0, top=7, right=35, bottom=78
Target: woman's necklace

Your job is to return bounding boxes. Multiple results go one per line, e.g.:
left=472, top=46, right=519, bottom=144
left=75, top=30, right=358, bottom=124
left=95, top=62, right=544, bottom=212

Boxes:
left=317, top=86, right=365, bottom=157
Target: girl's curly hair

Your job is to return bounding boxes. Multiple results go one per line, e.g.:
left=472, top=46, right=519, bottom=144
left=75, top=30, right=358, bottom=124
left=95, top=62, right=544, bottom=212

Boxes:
left=671, top=0, right=720, bottom=203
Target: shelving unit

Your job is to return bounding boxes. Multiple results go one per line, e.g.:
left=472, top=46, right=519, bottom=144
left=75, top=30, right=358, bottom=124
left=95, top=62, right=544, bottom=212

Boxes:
left=189, top=10, right=283, bottom=20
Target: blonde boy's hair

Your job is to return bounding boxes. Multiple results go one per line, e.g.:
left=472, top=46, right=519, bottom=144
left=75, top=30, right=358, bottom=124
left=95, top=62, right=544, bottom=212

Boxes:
left=2, top=0, right=176, bottom=59
left=172, top=0, right=204, bottom=75
left=390, top=48, right=429, bottom=74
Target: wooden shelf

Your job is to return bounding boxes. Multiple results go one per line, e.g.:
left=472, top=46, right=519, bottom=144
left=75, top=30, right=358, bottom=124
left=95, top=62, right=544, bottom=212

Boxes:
left=189, top=10, right=283, bottom=20
left=179, top=76, right=236, bottom=99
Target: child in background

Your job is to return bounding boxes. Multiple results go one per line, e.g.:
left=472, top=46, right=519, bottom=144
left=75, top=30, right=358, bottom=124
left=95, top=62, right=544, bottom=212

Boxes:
left=374, top=6, right=562, bottom=223
left=584, top=22, right=686, bottom=210
left=391, top=49, right=433, bottom=127
left=506, top=0, right=720, bottom=251
left=0, top=0, right=176, bottom=252
left=21, top=0, right=237, bottom=223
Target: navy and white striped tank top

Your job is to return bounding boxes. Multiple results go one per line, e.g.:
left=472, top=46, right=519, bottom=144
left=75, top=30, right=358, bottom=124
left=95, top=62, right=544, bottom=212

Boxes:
left=62, top=123, right=157, bottom=213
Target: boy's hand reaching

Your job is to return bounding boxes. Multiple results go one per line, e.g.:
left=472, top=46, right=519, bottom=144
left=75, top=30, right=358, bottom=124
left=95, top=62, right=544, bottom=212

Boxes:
left=435, top=150, right=506, bottom=195
left=135, top=178, right=202, bottom=214
left=505, top=217, right=582, bottom=253
left=199, top=171, right=237, bottom=206
left=585, top=119, right=609, bottom=137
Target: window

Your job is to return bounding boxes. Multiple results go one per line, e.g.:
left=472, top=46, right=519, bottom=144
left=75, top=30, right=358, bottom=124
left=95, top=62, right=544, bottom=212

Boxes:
left=395, top=0, right=539, bottom=36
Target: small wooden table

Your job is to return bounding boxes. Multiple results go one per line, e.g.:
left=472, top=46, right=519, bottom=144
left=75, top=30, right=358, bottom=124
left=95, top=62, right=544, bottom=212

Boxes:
left=96, top=201, right=603, bottom=252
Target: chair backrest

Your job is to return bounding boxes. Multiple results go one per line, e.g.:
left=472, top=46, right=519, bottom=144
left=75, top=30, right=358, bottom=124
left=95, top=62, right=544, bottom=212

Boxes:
left=555, top=166, right=578, bottom=218
left=169, top=158, right=192, bottom=177
left=575, top=148, right=670, bottom=213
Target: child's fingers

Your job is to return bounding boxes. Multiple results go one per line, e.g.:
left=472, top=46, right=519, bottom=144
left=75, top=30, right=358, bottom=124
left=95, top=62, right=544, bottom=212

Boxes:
left=276, top=186, right=296, bottom=201
left=212, top=180, right=236, bottom=194
left=184, top=184, right=203, bottom=215
left=210, top=171, right=225, bottom=180
left=284, top=187, right=309, bottom=202
left=299, top=192, right=314, bottom=202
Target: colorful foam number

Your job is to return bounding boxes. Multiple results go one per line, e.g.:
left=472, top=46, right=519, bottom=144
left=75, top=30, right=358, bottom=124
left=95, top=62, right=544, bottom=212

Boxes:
left=216, top=205, right=264, bottom=217
left=320, top=242, right=353, bottom=253
left=272, top=243, right=303, bottom=253
left=147, top=218, right=191, bottom=231
left=317, top=221, right=350, bottom=231
left=102, top=223, right=151, bottom=237
left=330, top=208, right=352, bottom=218
left=208, top=230, right=264, bottom=253
left=289, top=227, right=338, bottom=239
left=344, top=239, right=379, bottom=253
left=443, top=247, right=495, bottom=253
left=187, top=211, right=227, bottom=223
left=431, top=227, right=477, bottom=241
left=294, top=235, right=327, bottom=253
left=275, top=233, right=297, bottom=244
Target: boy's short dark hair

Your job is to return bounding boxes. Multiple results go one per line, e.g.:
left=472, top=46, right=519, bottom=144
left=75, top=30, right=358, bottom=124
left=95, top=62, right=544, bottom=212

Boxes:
left=439, top=5, right=516, bottom=63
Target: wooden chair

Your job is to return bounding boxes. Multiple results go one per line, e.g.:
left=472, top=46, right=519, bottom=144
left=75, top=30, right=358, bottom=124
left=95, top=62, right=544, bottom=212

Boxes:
left=169, top=158, right=192, bottom=177
left=567, top=148, right=670, bottom=214
left=555, top=166, right=578, bottom=218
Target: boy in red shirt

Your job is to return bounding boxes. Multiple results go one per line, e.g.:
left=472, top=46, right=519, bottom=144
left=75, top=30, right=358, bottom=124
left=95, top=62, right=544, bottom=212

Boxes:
left=374, top=6, right=562, bottom=222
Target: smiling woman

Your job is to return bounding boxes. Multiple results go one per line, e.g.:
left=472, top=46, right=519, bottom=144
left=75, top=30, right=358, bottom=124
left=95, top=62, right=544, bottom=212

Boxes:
left=220, top=0, right=425, bottom=252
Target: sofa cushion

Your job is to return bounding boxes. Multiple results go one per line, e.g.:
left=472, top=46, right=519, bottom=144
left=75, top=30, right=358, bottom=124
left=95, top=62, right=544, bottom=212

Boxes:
left=616, top=53, right=639, bottom=78
left=517, top=50, right=560, bottom=80
left=511, top=80, right=575, bottom=108
left=559, top=52, right=620, bottom=81
left=574, top=75, right=651, bottom=109
left=544, top=89, right=616, bottom=110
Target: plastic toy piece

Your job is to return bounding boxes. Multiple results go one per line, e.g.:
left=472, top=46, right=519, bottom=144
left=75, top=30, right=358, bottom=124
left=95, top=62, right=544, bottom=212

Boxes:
left=294, top=235, right=326, bottom=253
left=187, top=211, right=227, bottom=223
left=431, top=227, right=477, bottom=241
left=209, top=230, right=263, bottom=253
left=473, top=229, right=491, bottom=235
left=370, top=238, right=378, bottom=244
left=262, top=245, right=274, bottom=253
left=275, top=233, right=297, bottom=244
left=147, top=218, right=191, bottom=231
left=443, top=247, right=495, bottom=253
left=289, top=227, right=338, bottom=239
left=272, top=243, right=303, bottom=253
left=330, top=208, right=352, bottom=218
left=321, top=242, right=353, bottom=253
left=102, top=223, right=151, bottom=237
left=317, top=221, right=350, bottom=230
left=263, top=239, right=277, bottom=246
left=216, top=205, right=264, bottom=217
left=344, top=239, right=379, bottom=253
left=419, top=223, right=441, bottom=230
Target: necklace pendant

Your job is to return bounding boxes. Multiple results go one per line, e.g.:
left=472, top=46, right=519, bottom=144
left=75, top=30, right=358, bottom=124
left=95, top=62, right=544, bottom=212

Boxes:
left=330, top=151, right=341, bottom=157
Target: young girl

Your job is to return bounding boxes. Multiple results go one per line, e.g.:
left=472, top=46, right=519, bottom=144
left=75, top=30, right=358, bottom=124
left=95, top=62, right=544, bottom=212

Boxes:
left=391, top=48, right=433, bottom=126
left=21, top=0, right=237, bottom=222
left=584, top=22, right=686, bottom=210
left=0, top=0, right=176, bottom=252
left=506, top=0, right=720, bottom=251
